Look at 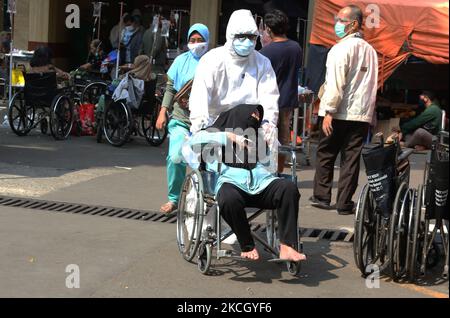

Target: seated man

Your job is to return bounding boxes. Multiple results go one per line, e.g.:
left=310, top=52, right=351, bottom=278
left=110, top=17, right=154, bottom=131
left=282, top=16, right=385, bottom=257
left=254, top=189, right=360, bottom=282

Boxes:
left=399, top=91, right=442, bottom=150
left=187, top=104, right=306, bottom=262
left=79, top=39, right=106, bottom=73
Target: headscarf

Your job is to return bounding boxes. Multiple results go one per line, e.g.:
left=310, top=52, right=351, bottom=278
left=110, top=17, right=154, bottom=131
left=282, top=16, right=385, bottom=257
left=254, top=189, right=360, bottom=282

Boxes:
left=225, top=10, right=259, bottom=58
left=208, top=104, right=266, bottom=171
left=131, top=55, right=152, bottom=81
left=167, top=23, right=210, bottom=92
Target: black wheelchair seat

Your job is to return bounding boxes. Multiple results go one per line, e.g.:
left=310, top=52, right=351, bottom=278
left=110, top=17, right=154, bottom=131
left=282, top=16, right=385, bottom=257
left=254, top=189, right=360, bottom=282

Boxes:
left=24, top=72, right=58, bottom=107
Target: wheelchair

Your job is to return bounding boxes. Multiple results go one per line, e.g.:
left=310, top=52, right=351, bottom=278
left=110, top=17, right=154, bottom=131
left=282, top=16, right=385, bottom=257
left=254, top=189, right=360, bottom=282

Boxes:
left=176, top=145, right=303, bottom=277
left=102, top=79, right=168, bottom=148
left=8, top=72, right=74, bottom=140
left=353, top=133, right=414, bottom=280
left=406, top=118, right=449, bottom=282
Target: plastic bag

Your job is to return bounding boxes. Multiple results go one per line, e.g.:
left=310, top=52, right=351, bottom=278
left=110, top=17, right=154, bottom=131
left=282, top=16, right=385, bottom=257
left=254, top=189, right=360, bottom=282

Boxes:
left=79, top=104, right=96, bottom=136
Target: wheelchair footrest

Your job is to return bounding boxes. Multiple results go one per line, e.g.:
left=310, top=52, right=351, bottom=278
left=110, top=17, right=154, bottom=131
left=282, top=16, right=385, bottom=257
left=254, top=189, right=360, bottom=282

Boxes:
left=217, top=250, right=252, bottom=262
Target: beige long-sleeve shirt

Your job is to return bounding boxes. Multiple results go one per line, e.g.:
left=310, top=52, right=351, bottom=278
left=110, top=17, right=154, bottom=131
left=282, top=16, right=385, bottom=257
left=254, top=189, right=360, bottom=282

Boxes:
left=319, top=33, right=378, bottom=124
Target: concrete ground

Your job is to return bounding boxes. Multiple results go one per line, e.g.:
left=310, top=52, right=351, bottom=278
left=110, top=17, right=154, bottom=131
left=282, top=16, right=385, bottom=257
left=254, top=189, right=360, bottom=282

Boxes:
left=0, top=126, right=448, bottom=298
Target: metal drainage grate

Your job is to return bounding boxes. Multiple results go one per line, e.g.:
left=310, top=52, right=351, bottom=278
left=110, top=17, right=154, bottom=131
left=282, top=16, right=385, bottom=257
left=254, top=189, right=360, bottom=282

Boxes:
left=257, top=225, right=353, bottom=243
left=0, top=196, right=354, bottom=242
left=0, top=196, right=177, bottom=224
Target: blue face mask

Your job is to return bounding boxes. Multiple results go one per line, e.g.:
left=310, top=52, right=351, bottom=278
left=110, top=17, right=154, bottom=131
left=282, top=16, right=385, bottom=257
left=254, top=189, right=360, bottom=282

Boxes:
left=335, top=22, right=348, bottom=39
left=232, top=38, right=255, bottom=57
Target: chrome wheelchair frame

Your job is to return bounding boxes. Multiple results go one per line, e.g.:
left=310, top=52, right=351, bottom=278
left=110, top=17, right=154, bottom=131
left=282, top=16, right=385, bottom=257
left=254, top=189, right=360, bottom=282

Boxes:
left=176, top=145, right=303, bottom=276
left=8, top=72, right=75, bottom=140
left=353, top=134, right=414, bottom=280
left=407, top=112, right=449, bottom=282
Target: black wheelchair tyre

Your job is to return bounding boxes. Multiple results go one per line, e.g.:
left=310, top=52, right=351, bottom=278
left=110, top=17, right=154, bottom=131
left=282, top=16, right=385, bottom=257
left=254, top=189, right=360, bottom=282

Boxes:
left=354, top=185, right=378, bottom=277
left=81, top=82, right=108, bottom=105
left=40, top=118, right=49, bottom=135
left=50, top=94, right=74, bottom=140
left=142, top=99, right=168, bottom=147
left=103, top=101, right=132, bottom=147
left=96, top=117, right=103, bottom=143
left=8, top=91, right=35, bottom=137
left=408, top=185, right=423, bottom=282
left=197, top=242, right=212, bottom=275
left=388, top=182, right=410, bottom=280
left=177, top=170, right=205, bottom=263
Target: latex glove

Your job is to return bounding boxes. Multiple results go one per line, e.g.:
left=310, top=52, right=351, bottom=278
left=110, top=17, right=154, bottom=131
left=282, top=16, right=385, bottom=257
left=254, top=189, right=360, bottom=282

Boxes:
left=262, top=122, right=281, bottom=151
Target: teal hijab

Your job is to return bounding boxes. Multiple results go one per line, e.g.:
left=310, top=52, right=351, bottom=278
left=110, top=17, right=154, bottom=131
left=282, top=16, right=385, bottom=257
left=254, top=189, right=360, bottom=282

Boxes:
left=167, top=23, right=210, bottom=92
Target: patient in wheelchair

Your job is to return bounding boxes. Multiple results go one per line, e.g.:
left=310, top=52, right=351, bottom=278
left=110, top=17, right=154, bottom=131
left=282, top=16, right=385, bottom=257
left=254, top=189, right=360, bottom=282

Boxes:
left=187, top=104, right=306, bottom=262
left=28, top=47, right=70, bottom=81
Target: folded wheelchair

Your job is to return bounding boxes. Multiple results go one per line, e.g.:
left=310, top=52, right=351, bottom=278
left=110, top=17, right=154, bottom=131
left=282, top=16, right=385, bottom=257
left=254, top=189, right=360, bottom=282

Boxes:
left=8, top=72, right=74, bottom=140
left=176, top=144, right=303, bottom=277
left=102, top=79, right=168, bottom=147
left=353, top=133, right=414, bottom=280
left=406, top=120, right=449, bottom=282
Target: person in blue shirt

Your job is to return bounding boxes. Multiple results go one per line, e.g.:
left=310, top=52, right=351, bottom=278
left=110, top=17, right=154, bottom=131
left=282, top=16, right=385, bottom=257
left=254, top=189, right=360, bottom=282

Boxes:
left=156, top=23, right=210, bottom=215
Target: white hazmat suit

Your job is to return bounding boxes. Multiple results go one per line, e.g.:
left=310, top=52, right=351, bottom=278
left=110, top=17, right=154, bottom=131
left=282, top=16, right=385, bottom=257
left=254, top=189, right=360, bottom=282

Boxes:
left=189, top=9, right=280, bottom=134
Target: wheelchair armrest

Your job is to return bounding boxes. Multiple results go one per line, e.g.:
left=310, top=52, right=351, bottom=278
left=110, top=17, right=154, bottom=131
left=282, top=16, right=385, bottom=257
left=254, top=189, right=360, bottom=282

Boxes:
left=398, top=148, right=414, bottom=163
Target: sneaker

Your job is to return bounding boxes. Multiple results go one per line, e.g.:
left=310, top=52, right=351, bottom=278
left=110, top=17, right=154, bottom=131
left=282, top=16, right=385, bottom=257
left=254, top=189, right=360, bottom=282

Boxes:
left=309, top=196, right=335, bottom=210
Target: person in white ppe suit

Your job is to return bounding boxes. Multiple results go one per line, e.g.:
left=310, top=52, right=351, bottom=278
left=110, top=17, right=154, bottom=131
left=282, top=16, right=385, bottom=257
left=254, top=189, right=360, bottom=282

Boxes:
left=187, top=10, right=306, bottom=263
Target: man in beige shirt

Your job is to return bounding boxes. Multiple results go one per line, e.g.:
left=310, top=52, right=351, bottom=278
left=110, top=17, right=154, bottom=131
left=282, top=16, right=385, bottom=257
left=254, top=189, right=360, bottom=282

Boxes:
left=310, top=5, right=378, bottom=215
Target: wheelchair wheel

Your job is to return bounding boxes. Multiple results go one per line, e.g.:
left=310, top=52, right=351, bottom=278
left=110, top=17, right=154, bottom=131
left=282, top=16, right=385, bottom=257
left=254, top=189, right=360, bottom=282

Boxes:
left=197, top=242, right=212, bottom=275
left=142, top=99, right=168, bottom=147
left=8, top=91, right=35, bottom=137
left=50, top=95, right=74, bottom=140
left=81, top=82, right=107, bottom=105
left=388, top=182, right=410, bottom=280
left=407, top=185, right=424, bottom=282
left=288, top=261, right=302, bottom=276
left=103, top=101, right=132, bottom=147
left=354, top=184, right=378, bottom=277
left=177, top=170, right=205, bottom=262
left=40, top=118, right=49, bottom=135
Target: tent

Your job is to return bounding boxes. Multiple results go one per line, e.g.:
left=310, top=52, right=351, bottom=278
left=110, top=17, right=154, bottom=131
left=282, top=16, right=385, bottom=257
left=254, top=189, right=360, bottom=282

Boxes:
left=306, top=0, right=449, bottom=91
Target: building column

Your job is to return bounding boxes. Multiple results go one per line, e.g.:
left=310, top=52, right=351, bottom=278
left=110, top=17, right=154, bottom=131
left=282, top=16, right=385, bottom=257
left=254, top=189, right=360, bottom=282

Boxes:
left=190, top=0, right=221, bottom=47
left=12, top=0, right=30, bottom=50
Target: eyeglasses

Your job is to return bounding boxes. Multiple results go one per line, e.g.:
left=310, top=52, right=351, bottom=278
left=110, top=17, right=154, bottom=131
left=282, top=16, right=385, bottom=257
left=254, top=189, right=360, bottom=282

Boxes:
left=334, top=16, right=355, bottom=24
left=234, top=34, right=258, bottom=42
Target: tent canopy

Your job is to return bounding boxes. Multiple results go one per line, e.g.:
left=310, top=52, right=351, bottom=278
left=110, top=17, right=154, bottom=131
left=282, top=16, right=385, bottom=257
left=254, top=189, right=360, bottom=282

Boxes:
left=309, top=0, right=449, bottom=87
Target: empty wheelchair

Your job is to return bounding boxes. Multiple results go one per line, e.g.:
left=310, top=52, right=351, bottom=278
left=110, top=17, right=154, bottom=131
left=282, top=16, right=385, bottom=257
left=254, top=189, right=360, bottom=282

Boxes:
left=8, top=72, right=74, bottom=140
left=353, top=133, right=414, bottom=280
left=102, top=80, right=168, bottom=147
left=407, top=132, right=449, bottom=282
left=176, top=144, right=303, bottom=277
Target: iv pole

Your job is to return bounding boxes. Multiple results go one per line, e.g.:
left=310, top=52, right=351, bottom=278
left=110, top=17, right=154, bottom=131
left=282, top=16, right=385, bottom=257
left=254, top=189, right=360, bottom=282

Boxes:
left=115, top=2, right=125, bottom=79
left=7, top=0, right=16, bottom=108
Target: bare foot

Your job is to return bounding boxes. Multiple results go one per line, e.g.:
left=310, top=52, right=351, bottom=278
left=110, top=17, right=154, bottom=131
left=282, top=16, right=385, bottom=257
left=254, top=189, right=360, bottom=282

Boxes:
left=280, top=244, right=307, bottom=262
left=160, top=202, right=177, bottom=214
left=241, top=248, right=260, bottom=261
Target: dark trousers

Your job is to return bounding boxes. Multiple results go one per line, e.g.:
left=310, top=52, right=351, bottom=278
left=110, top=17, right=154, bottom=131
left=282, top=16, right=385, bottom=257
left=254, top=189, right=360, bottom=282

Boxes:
left=313, top=119, right=369, bottom=211
left=217, top=180, right=300, bottom=252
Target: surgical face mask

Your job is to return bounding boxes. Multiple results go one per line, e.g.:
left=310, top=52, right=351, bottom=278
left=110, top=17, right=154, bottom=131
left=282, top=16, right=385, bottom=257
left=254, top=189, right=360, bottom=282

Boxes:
left=188, top=42, right=208, bottom=58
left=232, top=38, right=256, bottom=57
left=125, top=26, right=135, bottom=32
left=334, top=22, right=348, bottom=39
